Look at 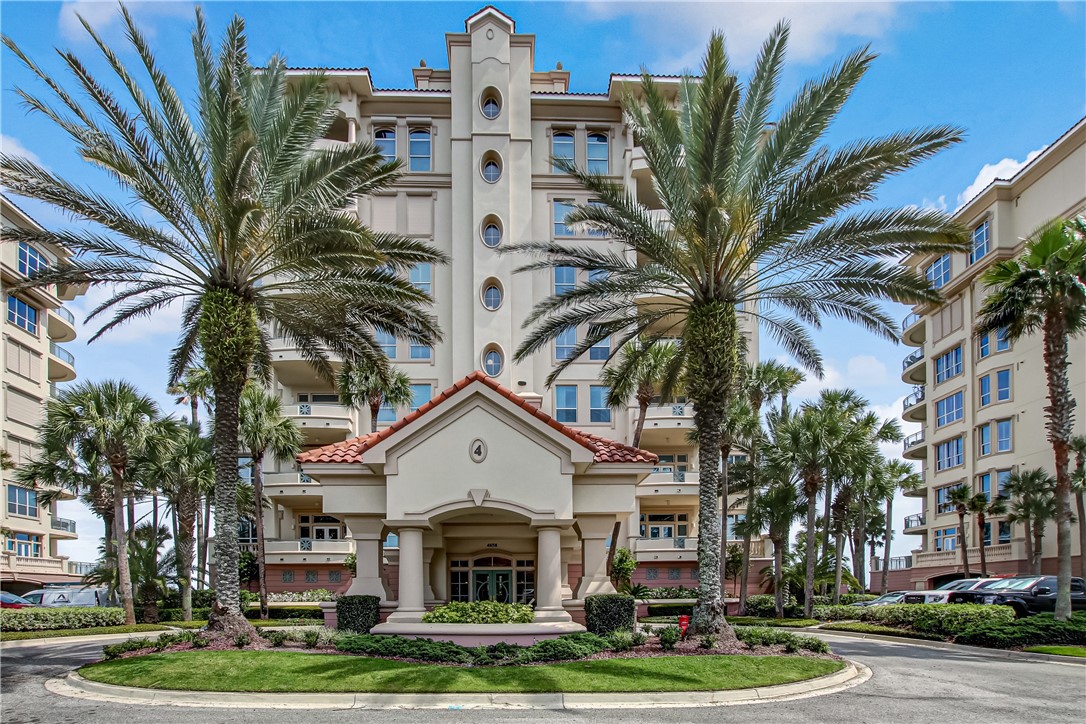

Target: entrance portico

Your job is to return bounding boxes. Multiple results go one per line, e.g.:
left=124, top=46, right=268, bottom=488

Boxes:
left=298, top=372, right=656, bottom=636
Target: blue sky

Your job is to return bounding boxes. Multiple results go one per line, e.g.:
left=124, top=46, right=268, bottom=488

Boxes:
left=2, top=1, right=1084, bottom=563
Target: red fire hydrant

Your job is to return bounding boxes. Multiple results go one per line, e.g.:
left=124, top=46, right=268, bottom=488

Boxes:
left=678, top=614, right=690, bottom=636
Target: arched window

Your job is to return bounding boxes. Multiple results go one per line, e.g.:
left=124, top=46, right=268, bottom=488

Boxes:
left=552, top=131, right=574, bottom=173
left=374, top=128, right=396, bottom=162
left=587, top=132, right=608, bottom=174
left=409, top=128, right=431, bottom=172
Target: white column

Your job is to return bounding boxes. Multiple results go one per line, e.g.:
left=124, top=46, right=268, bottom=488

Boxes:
left=574, top=515, right=618, bottom=599
left=388, top=527, right=425, bottom=621
left=534, top=526, right=571, bottom=622
left=422, top=548, right=437, bottom=602
left=430, top=547, right=448, bottom=601
left=343, top=516, right=387, bottom=601
left=272, top=503, right=282, bottom=540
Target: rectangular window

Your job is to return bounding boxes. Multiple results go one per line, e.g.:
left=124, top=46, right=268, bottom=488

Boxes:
left=978, top=333, right=990, bottom=359
left=586, top=201, right=607, bottom=237
left=377, top=399, right=396, bottom=422
left=553, top=199, right=575, bottom=237
left=17, top=242, right=48, bottom=278
left=556, top=328, right=577, bottom=360
left=515, top=570, right=535, bottom=604
left=587, top=132, right=608, bottom=174
left=996, top=369, right=1011, bottom=401
left=451, top=571, right=470, bottom=602
left=926, top=254, right=951, bottom=289
left=936, top=391, right=963, bottom=427
left=552, top=131, right=574, bottom=173
left=978, top=424, right=991, bottom=456
left=983, top=521, right=991, bottom=547
left=555, top=385, right=577, bottom=423
left=978, top=473, right=991, bottom=500
left=590, top=385, right=611, bottom=423
left=410, top=263, right=432, bottom=295
left=997, top=469, right=1012, bottom=497
left=410, top=343, right=431, bottom=360
left=995, top=327, right=1010, bottom=352
left=374, top=128, right=396, bottom=162
left=936, top=485, right=960, bottom=515
left=934, top=527, right=957, bottom=551
left=980, top=375, right=991, bottom=406
left=409, top=384, right=431, bottom=412
left=408, top=128, right=431, bottom=172
left=6, top=532, right=42, bottom=557
left=935, top=346, right=962, bottom=383
left=589, top=335, right=610, bottom=361
left=6, top=485, right=38, bottom=517
left=375, top=330, right=396, bottom=358
left=6, top=296, right=38, bottom=335
left=554, top=266, right=575, bottom=296
left=999, top=521, right=1011, bottom=544
left=969, top=220, right=990, bottom=264
left=996, top=419, right=1012, bottom=452
left=935, top=437, right=963, bottom=471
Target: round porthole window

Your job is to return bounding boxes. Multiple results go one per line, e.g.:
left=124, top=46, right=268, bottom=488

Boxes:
left=482, top=159, right=501, bottom=183
left=482, top=222, right=502, bottom=248
left=481, top=88, right=502, bottom=119
left=482, top=284, right=503, bottom=310
left=483, top=348, right=503, bottom=376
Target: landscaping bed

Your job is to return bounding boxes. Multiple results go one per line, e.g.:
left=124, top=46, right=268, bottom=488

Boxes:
left=79, top=649, right=844, bottom=693
left=639, top=616, right=818, bottom=628
left=167, top=619, right=318, bottom=630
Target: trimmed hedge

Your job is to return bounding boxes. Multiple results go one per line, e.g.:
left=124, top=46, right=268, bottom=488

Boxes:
left=811, top=594, right=878, bottom=606
left=421, top=601, right=534, bottom=624
left=955, top=613, right=1086, bottom=649
left=160, top=589, right=258, bottom=609
left=819, top=622, right=945, bottom=641
left=333, top=632, right=610, bottom=665
left=267, top=589, right=338, bottom=603
left=646, top=603, right=693, bottom=617
left=744, top=594, right=803, bottom=618
left=157, top=608, right=211, bottom=622
left=1, top=607, right=125, bottom=632
left=244, top=606, right=323, bottom=620
left=585, top=594, right=635, bottom=635
left=813, top=603, right=1016, bottom=637
left=734, top=626, right=830, bottom=654
left=336, top=595, right=380, bottom=633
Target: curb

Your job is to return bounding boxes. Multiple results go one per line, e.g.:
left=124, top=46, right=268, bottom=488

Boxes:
left=809, top=629, right=1086, bottom=666
left=1, top=632, right=164, bottom=650
left=48, top=660, right=870, bottom=710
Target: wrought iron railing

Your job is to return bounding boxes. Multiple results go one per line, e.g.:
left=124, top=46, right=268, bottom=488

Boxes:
left=904, top=513, right=926, bottom=529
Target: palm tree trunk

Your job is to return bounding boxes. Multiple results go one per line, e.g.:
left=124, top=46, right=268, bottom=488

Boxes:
left=1042, top=314, right=1074, bottom=620
left=739, top=407, right=761, bottom=616
left=822, top=482, right=833, bottom=559
left=977, top=513, right=988, bottom=577
left=632, top=400, right=649, bottom=449
left=198, top=495, right=212, bottom=589
left=882, top=498, right=893, bottom=594
left=803, top=477, right=819, bottom=618
left=190, top=397, right=200, bottom=431
left=1022, top=516, right=1033, bottom=572
left=177, top=484, right=198, bottom=622
left=111, top=476, right=136, bottom=625
left=253, top=451, right=269, bottom=620
left=1032, top=519, right=1044, bottom=575
left=856, top=498, right=867, bottom=590
left=958, top=510, right=971, bottom=577
left=127, top=496, right=136, bottom=536
left=718, top=452, right=730, bottom=601
left=832, top=532, right=844, bottom=604
left=773, top=534, right=784, bottom=618
left=369, top=397, right=381, bottom=433
left=1077, top=491, right=1086, bottom=580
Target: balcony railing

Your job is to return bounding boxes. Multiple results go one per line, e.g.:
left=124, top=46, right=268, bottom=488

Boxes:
left=902, top=311, right=922, bottom=330
left=55, top=306, right=75, bottom=324
left=51, top=517, right=77, bottom=534
left=635, top=536, right=698, bottom=551
left=902, top=386, right=926, bottom=411
left=902, top=348, right=924, bottom=371
left=871, top=556, right=914, bottom=572
left=67, top=560, right=97, bottom=576
left=50, top=341, right=75, bottom=365
left=904, top=513, right=926, bottom=529
left=903, top=430, right=926, bottom=451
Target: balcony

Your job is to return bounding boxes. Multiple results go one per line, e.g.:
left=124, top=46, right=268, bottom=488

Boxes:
left=637, top=470, right=700, bottom=499
left=901, top=348, right=925, bottom=384
left=282, top=403, right=354, bottom=445
left=263, top=471, right=321, bottom=505
left=902, top=311, right=925, bottom=347
left=51, top=516, right=78, bottom=536
left=47, top=306, right=77, bottom=342
left=871, top=556, right=913, bottom=572
left=903, top=513, right=927, bottom=533
left=48, top=341, right=76, bottom=382
left=902, top=430, right=927, bottom=460
left=903, top=484, right=927, bottom=498
left=914, top=543, right=1013, bottom=568
left=902, top=386, right=927, bottom=422
left=241, top=538, right=355, bottom=565
left=67, top=560, right=97, bottom=576
left=633, top=402, right=696, bottom=447
left=634, top=536, right=699, bottom=563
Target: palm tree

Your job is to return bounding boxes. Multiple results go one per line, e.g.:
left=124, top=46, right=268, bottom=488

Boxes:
left=337, top=362, right=414, bottom=432
left=947, top=484, right=974, bottom=578
left=881, top=460, right=922, bottom=593
left=1006, top=468, right=1058, bottom=574
left=168, top=364, right=215, bottom=589
left=967, top=493, right=1009, bottom=577
left=239, top=385, right=303, bottom=619
left=146, top=425, right=213, bottom=621
left=599, top=340, right=681, bottom=448
left=508, top=27, right=965, bottom=635
left=1, top=9, right=445, bottom=632
left=1070, top=435, right=1086, bottom=580
left=740, top=478, right=803, bottom=617
left=86, top=522, right=174, bottom=624
left=36, top=381, right=170, bottom=624
left=976, top=217, right=1086, bottom=620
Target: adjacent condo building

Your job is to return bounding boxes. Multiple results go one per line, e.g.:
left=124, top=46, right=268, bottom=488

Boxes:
left=232, top=7, right=766, bottom=621
left=0, top=194, right=90, bottom=594
left=884, top=118, right=1086, bottom=589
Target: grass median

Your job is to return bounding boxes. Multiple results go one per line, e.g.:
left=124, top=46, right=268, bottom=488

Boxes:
left=1, top=624, right=170, bottom=641
left=80, top=650, right=844, bottom=694
left=1022, top=645, right=1086, bottom=658
left=817, top=622, right=944, bottom=641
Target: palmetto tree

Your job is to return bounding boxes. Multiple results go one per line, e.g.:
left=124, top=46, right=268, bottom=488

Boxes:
left=880, top=460, right=922, bottom=594
left=167, top=364, right=215, bottom=590
left=967, top=492, right=1008, bottom=577
left=239, top=385, right=303, bottom=619
left=977, top=217, right=1086, bottom=620
left=1071, top=435, right=1086, bottom=579
left=946, top=484, right=977, bottom=578
left=1005, top=468, right=1058, bottom=575
left=337, top=362, right=414, bottom=433
left=1, top=9, right=444, bottom=631
left=740, top=478, right=803, bottom=617
left=508, top=26, right=965, bottom=635
left=599, top=339, right=681, bottom=448
left=85, top=522, right=174, bottom=624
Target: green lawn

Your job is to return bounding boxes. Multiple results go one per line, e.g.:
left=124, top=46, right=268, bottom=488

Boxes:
left=166, top=619, right=318, bottom=630
left=80, top=650, right=843, bottom=694
left=639, top=616, right=818, bottom=628
left=818, top=622, right=944, bottom=641
left=1022, top=645, right=1086, bottom=658
left=1, top=624, right=170, bottom=641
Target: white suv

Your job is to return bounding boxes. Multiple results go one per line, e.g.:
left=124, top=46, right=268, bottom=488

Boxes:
left=902, top=578, right=1003, bottom=604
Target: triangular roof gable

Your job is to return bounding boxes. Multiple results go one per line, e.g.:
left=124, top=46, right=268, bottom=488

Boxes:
left=297, top=371, right=657, bottom=467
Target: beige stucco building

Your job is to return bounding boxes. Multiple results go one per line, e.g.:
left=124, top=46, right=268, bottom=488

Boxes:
left=1, top=194, right=90, bottom=594
left=245, top=7, right=766, bottom=616
left=884, top=118, right=1086, bottom=589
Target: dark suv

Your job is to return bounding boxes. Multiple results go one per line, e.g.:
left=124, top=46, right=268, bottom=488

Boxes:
left=947, top=575, right=1086, bottom=616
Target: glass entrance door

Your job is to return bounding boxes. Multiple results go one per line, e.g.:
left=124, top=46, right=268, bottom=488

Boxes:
left=472, top=570, right=513, bottom=603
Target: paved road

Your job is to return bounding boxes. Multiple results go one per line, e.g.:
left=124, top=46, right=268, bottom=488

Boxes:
left=2, top=633, right=1084, bottom=724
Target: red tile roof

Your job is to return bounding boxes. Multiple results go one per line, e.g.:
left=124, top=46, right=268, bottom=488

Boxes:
left=297, top=370, right=657, bottom=466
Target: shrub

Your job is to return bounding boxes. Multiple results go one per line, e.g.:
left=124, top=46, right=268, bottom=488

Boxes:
left=421, top=600, right=534, bottom=624
left=233, top=634, right=251, bottom=648
left=811, top=594, right=878, bottom=607
left=811, top=605, right=859, bottom=622
left=610, top=548, right=637, bottom=590
left=734, top=626, right=830, bottom=654
left=264, top=630, right=288, bottom=647
left=744, top=595, right=778, bottom=618
left=514, top=633, right=609, bottom=664
left=1, top=607, right=125, bottom=632
left=302, top=630, right=321, bottom=648
left=585, top=594, right=635, bottom=635
left=699, top=635, right=716, bottom=649
left=333, top=632, right=608, bottom=666
left=343, top=552, right=357, bottom=575
left=266, top=589, right=338, bottom=603
left=642, top=586, right=698, bottom=599
left=955, top=613, right=1086, bottom=649
left=244, top=606, right=324, bottom=620
left=646, top=603, right=693, bottom=618
left=102, top=638, right=154, bottom=660
left=335, top=634, right=476, bottom=664
left=658, top=625, right=681, bottom=651
left=819, top=622, right=945, bottom=641
left=813, top=603, right=1015, bottom=637
left=157, top=608, right=212, bottom=622
left=336, top=595, right=381, bottom=633
left=606, top=630, right=634, bottom=652
left=191, top=635, right=209, bottom=648
left=631, top=630, right=648, bottom=647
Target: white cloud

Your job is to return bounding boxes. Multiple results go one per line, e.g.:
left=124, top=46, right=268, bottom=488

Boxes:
left=957, top=146, right=1047, bottom=210
left=586, top=1, right=902, bottom=71
left=58, top=1, right=193, bottom=42
left=69, top=283, right=184, bottom=344
left=845, top=354, right=888, bottom=387
left=0, top=134, right=43, bottom=166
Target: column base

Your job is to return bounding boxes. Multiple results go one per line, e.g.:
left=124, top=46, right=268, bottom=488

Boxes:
left=533, top=607, right=573, bottom=623
left=385, top=609, right=426, bottom=623
left=344, top=576, right=389, bottom=601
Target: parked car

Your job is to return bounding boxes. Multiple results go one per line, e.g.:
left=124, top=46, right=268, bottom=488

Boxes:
left=20, top=587, right=113, bottom=607
left=902, top=578, right=1003, bottom=604
left=948, top=575, right=1086, bottom=616
left=850, top=591, right=908, bottom=607
left=0, top=591, right=36, bottom=608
